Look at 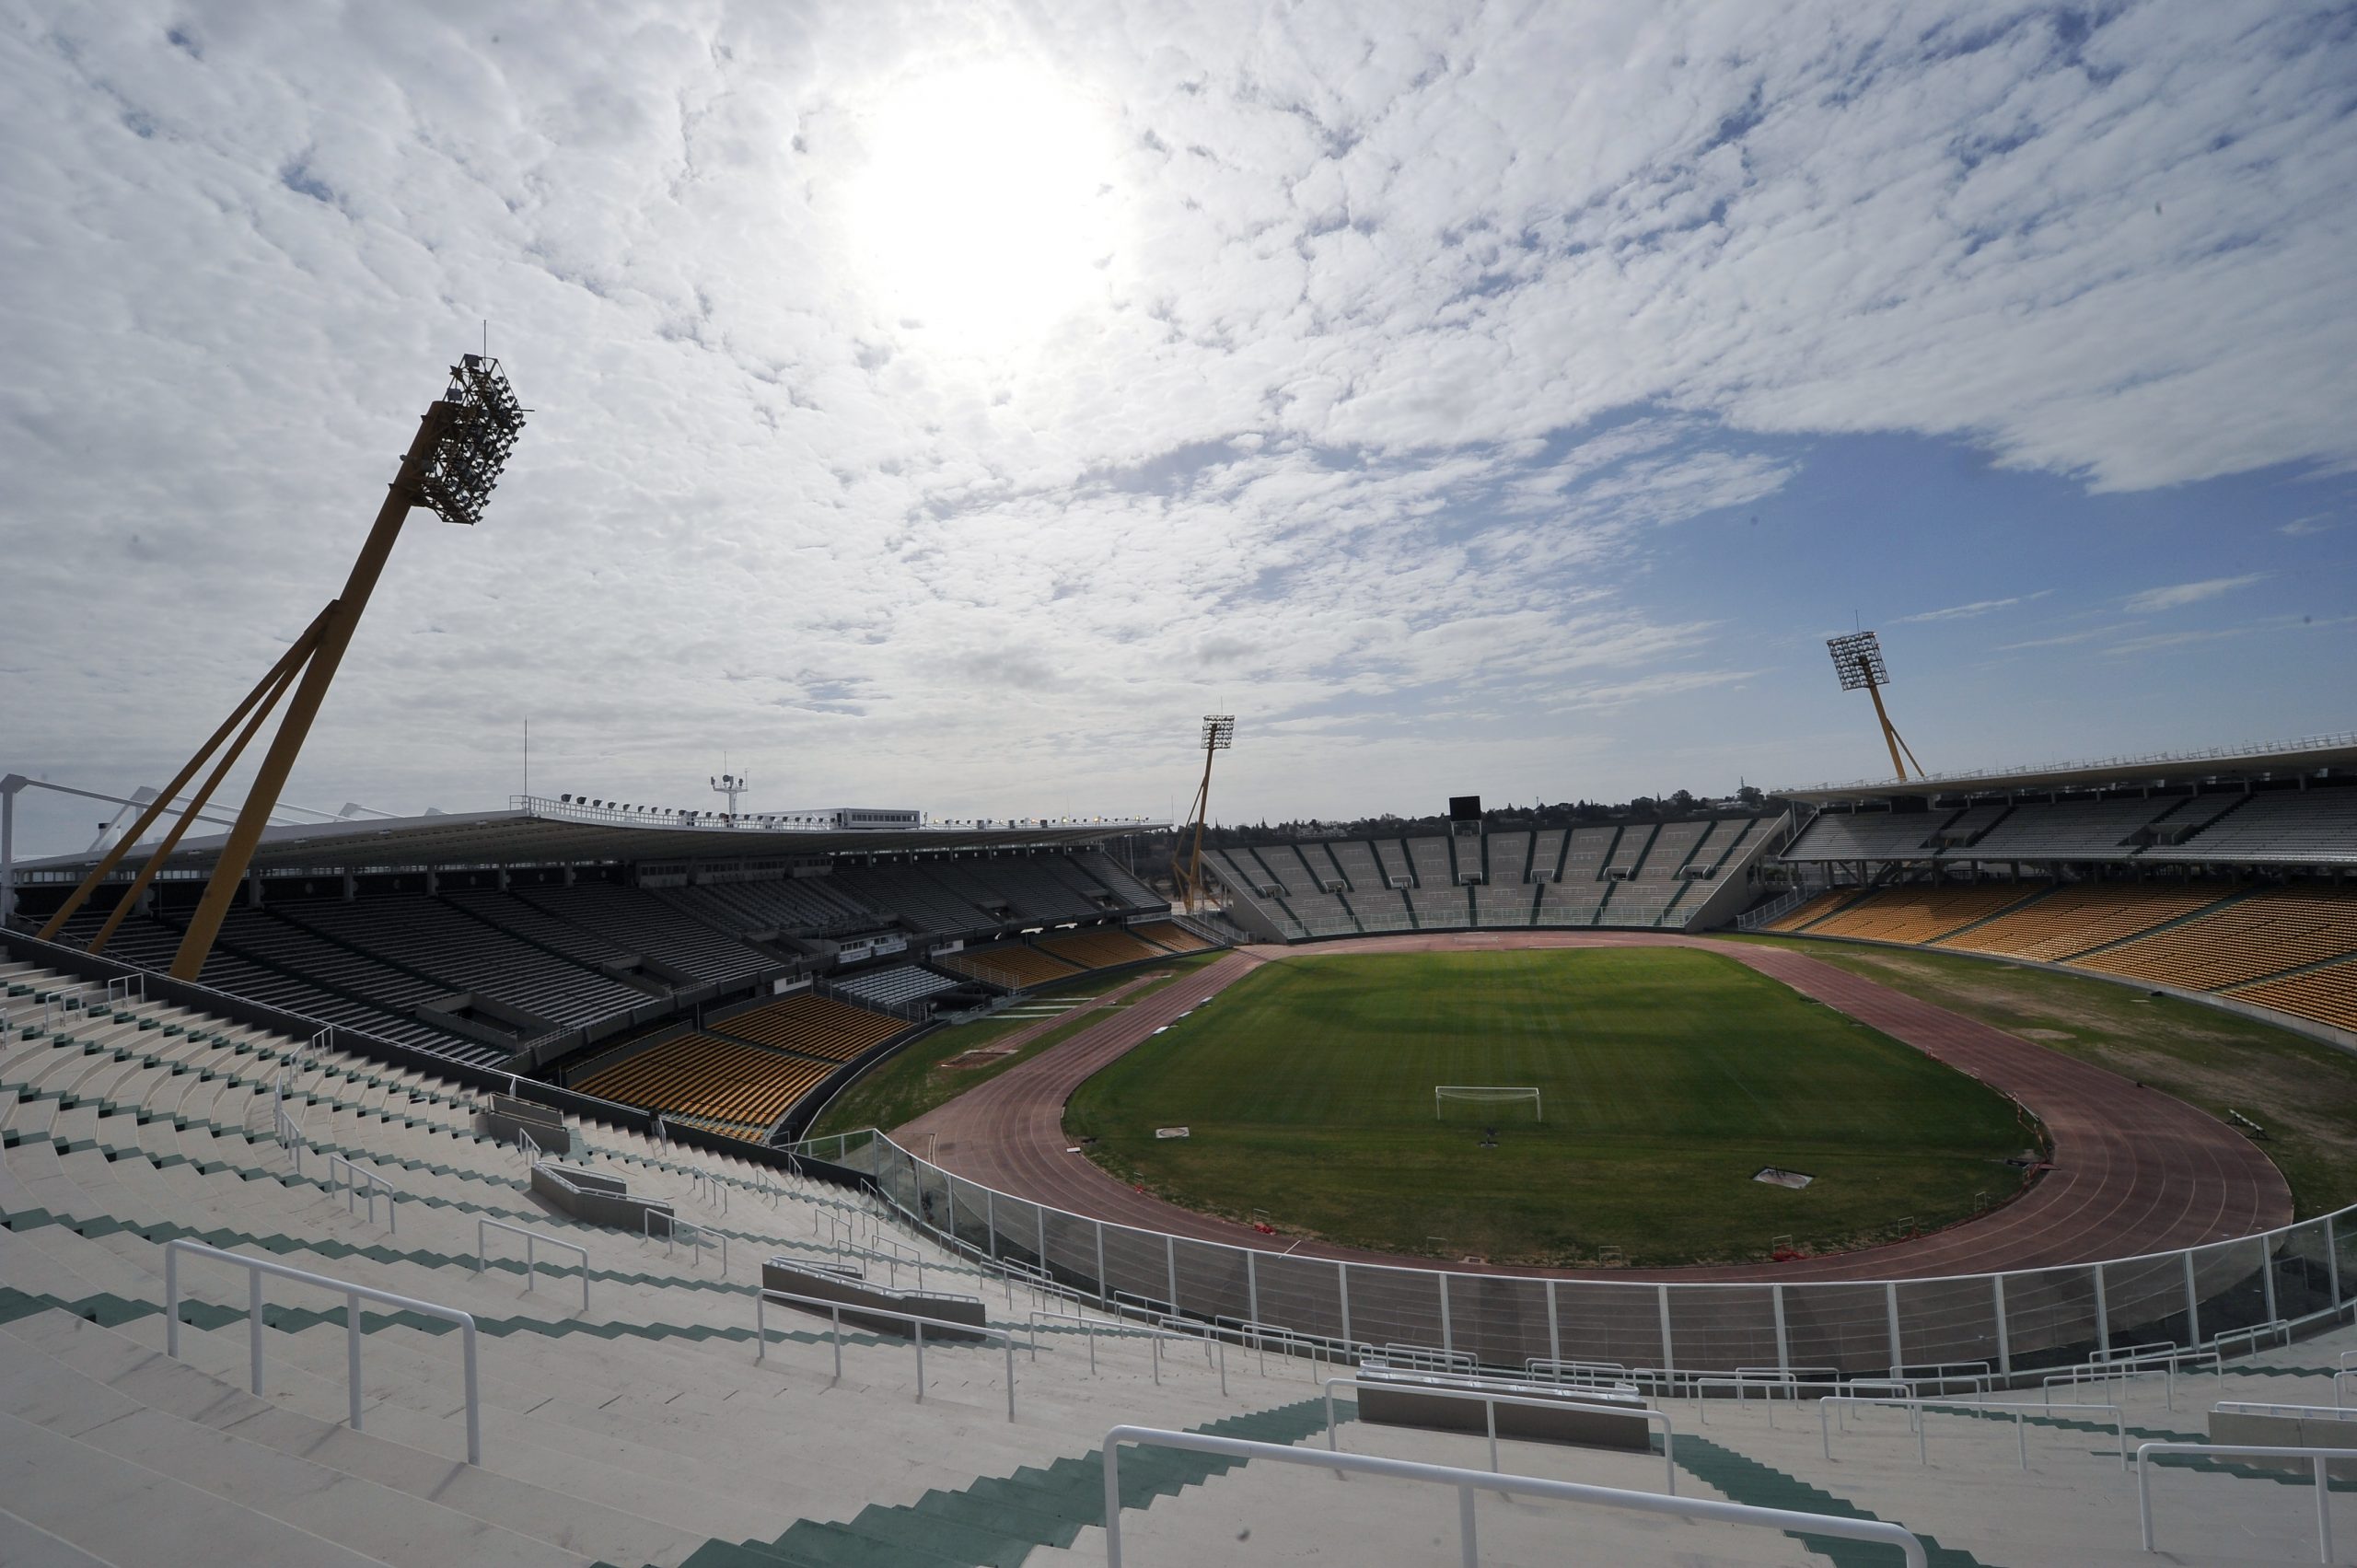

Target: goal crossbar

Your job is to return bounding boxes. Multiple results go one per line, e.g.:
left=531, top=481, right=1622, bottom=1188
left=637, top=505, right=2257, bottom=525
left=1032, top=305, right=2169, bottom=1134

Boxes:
left=1434, top=1086, right=1542, bottom=1121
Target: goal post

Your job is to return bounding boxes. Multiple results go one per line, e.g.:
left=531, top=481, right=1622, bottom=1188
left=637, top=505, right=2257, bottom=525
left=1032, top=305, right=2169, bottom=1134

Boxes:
left=1434, top=1086, right=1542, bottom=1122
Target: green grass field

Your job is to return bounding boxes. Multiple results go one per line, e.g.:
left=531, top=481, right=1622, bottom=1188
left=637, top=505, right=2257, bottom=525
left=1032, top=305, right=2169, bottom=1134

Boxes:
left=1063, top=947, right=2036, bottom=1266
left=1720, top=933, right=2357, bottom=1216
left=808, top=954, right=1223, bottom=1139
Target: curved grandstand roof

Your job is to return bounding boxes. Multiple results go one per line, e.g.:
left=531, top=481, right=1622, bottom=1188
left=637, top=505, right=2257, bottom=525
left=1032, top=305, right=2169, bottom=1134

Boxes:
left=1773, top=731, right=2357, bottom=805
left=16, top=795, right=1164, bottom=879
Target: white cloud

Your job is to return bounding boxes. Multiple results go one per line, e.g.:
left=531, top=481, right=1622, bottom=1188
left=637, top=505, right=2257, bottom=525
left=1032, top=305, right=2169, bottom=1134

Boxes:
left=0, top=3, right=2351, bottom=848
left=2279, top=514, right=2344, bottom=538
left=1892, top=591, right=2053, bottom=624
left=2123, top=574, right=2268, bottom=613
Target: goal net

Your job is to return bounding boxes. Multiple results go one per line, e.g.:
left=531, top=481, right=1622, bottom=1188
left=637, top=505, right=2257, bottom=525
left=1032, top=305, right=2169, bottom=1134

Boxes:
left=1434, top=1086, right=1542, bottom=1122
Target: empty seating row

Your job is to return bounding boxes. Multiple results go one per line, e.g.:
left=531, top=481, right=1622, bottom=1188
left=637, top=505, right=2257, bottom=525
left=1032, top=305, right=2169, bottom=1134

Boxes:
left=516, top=883, right=777, bottom=982
left=49, top=907, right=495, bottom=1064
left=1762, top=888, right=1864, bottom=932
left=1964, top=796, right=2177, bottom=859
left=572, top=1031, right=831, bottom=1133
left=2142, top=789, right=2357, bottom=864
left=716, top=992, right=906, bottom=1062
left=2076, top=885, right=2357, bottom=992
left=1129, top=920, right=1216, bottom=954
left=1773, top=878, right=2357, bottom=1036
left=938, top=944, right=1085, bottom=990
left=1786, top=787, right=2357, bottom=866
left=1803, top=883, right=2038, bottom=945
left=2233, top=958, right=2357, bottom=1033
left=284, top=894, right=650, bottom=1025
left=1036, top=927, right=1166, bottom=970
left=830, top=964, right=961, bottom=1009
left=1934, top=881, right=2236, bottom=962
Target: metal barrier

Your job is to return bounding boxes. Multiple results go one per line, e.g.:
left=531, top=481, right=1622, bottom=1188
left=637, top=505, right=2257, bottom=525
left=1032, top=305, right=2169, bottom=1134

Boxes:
left=1098, top=1425, right=1927, bottom=1568
left=2136, top=1441, right=2356, bottom=1562
left=1821, top=1395, right=2126, bottom=1471
left=801, top=1125, right=2357, bottom=1384
left=752, top=1286, right=1016, bottom=1421
left=644, top=1208, right=727, bottom=1272
left=163, top=1239, right=482, bottom=1465
left=323, top=1154, right=398, bottom=1234
left=2214, top=1400, right=2357, bottom=1423
left=1889, top=1360, right=1993, bottom=1394
left=476, top=1217, right=589, bottom=1312
left=1321, top=1376, right=1676, bottom=1496
left=272, top=1074, right=308, bottom=1177
left=2211, top=1318, right=2293, bottom=1357
left=2043, top=1347, right=2221, bottom=1411
left=1028, top=1308, right=1225, bottom=1391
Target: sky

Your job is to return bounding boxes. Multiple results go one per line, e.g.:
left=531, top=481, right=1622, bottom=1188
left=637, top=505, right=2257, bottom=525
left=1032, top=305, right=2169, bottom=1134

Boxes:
left=3, top=1, right=2353, bottom=859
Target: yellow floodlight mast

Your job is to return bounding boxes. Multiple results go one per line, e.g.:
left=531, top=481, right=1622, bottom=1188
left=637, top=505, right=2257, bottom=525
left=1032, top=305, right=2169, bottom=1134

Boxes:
left=1174, top=714, right=1235, bottom=913
left=1825, top=630, right=1924, bottom=782
left=38, top=354, right=527, bottom=979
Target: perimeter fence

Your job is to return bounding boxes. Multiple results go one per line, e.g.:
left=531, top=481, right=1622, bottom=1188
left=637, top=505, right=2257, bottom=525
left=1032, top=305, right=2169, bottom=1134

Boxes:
left=790, top=1128, right=2351, bottom=1381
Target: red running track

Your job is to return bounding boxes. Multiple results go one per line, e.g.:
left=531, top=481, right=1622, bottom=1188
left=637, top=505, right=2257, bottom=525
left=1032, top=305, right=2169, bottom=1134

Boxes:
left=892, top=932, right=2292, bottom=1283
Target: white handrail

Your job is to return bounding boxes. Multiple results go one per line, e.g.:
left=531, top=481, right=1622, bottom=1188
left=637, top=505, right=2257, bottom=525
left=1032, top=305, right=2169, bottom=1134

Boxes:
left=476, top=1216, right=589, bottom=1312
left=644, top=1208, right=726, bottom=1272
left=1821, top=1395, right=2125, bottom=1471
left=2210, top=1318, right=2293, bottom=1357
left=1322, top=1376, right=1676, bottom=1496
left=163, top=1239, right=481, bottom=1464
left=1030, top=1307, right=1225, bottom=1391
left=1099, top=1425, right=1926, bottom=1568
left=273, top=1074, right=308, bottom=1178
left=2137, top=1440, right=2356, bottom=1561
left=2214, top=1400, right=2357, bottom=1422
left=2044, top=1347, right=2221, bottom=1411
left=324, top=1153, right=398, bottom=1235
left=753, top=1285, right=1016, bottom=1422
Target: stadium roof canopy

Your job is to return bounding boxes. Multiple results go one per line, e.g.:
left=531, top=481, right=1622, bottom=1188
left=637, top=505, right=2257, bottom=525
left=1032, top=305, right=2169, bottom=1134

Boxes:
left=1773, top=731, right=2357, bottom=806
left=16, top=796, right=1166, bottom=880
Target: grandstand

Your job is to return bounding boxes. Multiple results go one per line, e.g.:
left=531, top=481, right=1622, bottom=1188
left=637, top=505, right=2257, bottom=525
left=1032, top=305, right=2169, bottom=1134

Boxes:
left=1757, top=738, right=2357, bottom=1041
left=1, top=937, right=2349, bottom=1567
left=2, top=799, right=1211, bottom=1144
left=1208, top=818, right=1782, bottom=942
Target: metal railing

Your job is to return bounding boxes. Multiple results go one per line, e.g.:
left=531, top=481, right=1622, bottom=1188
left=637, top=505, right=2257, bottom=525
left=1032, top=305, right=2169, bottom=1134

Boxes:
left=1028, top=1307, right=1227, bottom=1391
left=2044, top=1347, right=2222, bottom=1411
left=324, top=1154, right=398, bottom=1234
left=1098, top=1425, right=1926, bottom=1568
left=273, top=1074, right=308, bottom=1178
left=476, top=1217, right=589, bottom=1312
left=2136, top=1440, right=2356, bottom=1562
left=1321, top=1376, right=1676, bottom=1495
left=163, top=1239, right=482, bottom=1464
left=2214, top=1400, right=2357, bottom=1422
left=752, top=1286, right=1016, bottom=1421
left=795, top=1124, right=2357, bottom=1384
left=1821, top=1395, right=2126, bottom=1471
left=644, top=1208, right=727, bottom=1271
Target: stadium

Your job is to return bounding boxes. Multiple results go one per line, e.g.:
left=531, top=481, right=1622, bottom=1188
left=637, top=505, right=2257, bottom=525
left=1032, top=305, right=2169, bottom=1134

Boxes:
left=8, top=9, right=2357, bottom=1568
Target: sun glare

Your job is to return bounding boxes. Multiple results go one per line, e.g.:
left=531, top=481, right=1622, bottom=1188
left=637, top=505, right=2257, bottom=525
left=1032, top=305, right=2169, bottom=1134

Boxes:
left=847, top=64, right=1118, bottom=352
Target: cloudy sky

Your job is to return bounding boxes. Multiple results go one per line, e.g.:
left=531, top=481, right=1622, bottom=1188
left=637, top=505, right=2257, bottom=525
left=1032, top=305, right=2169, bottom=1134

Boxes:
left=4, top=1, right=2353, bottom=856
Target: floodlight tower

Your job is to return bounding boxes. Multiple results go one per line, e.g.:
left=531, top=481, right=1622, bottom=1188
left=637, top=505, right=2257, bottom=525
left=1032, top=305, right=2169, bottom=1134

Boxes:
left=711, top=772, right=749, bottom=817
left=1825, top=631, right=1925, bottom=782
left=1174, top=714, right=1235, bottom=913
left=36, top=354, right=527, bottom=977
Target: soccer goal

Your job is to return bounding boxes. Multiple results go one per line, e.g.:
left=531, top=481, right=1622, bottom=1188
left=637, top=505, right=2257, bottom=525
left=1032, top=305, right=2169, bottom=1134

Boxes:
left=1434, top=1086, right=1542, bottom=1122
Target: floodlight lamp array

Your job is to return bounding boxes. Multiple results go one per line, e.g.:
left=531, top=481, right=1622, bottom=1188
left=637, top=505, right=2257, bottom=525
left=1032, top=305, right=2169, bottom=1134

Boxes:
left=419, top=354, right=527, bottom=527
left=1825, top=631, right=1890, bottom=692
left=1201, top=714, right=1236, bottom=749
